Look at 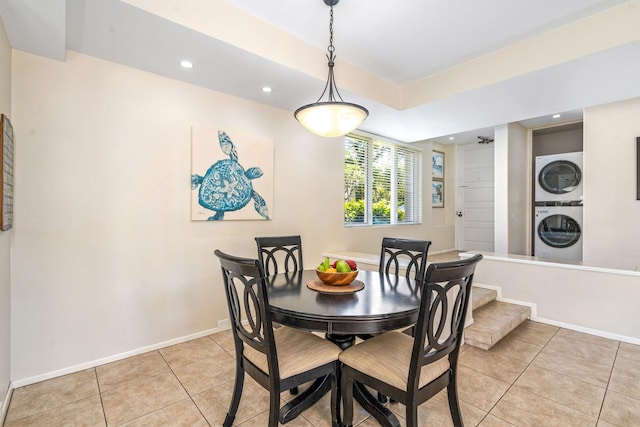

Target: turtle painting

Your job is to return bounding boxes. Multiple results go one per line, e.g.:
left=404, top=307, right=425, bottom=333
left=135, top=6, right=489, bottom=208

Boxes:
left=192, top=131, right=270, bottom=220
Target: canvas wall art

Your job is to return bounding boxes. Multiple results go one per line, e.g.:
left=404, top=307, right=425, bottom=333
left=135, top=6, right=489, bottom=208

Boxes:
left=191, top=128, right=273, bottom=221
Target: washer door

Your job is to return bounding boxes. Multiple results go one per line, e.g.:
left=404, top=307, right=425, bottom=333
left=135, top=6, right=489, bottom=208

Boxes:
left=537, top=214, right=581, bottom=248
left=538, top=160, right=582, bottom=195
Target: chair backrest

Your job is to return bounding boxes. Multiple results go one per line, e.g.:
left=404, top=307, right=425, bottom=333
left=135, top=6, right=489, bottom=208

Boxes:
left=255, top=235, right=303, bottom=276
left=214, top=249, right=280, bottom=379
left=408, top=254, right=483, bottom=391
left=379, top=237, right=431, bottom=284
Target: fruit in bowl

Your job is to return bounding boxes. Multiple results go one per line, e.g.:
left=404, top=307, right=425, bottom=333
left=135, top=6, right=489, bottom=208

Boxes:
left=316, top=257, right=359, bottom=285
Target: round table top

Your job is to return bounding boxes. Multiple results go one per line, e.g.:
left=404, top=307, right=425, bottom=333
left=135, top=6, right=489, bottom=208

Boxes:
left=266, top=269, right=421, bottom=335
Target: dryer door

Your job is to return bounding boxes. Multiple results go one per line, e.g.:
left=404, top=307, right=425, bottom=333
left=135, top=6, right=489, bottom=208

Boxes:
left=538, top=160, right=582, bottom=195
left=537, top=213, right=581, bottom=248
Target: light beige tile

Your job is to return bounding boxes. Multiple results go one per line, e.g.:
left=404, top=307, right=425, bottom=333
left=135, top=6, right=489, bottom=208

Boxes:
left=192, top=377, right=270, bottom=426
left=596, top=420, right=618, bottom=427
left=210, top=329, right=235, bottom=354
left=555, top=329, right=619, bottom=350
left=491, top=387, right=597, bottom=427
left=101, top=372, right=188, bottom=425
left=172, top=351, right=236, bottom=395
left=599, top=390, right=640, bottom=426
left=513, top=365, right=606, bottom=417
left=5, top=368, right=99, bottom=422
left=159, top=336, right=226, bottom=369
left=4, top=394, right=105, bottom=427
left=506, top=321, right=558, bottom=346
left=96, top=351, right=171, bottom=392
left=618, top=341, right=640, bottom=361
left=532, top=349, right=612, bottom=387
left=544, top=335, right=617, bottom=366
left=608, top=356, right=640, bottom=400
left=388, top=389, right=486, bottom=427
left=478, top=414, right=517, bottom=426
left=485, top=333, right=543, bottom=363
left=459, top=346, right=528, bottom=384
left=457, top=365, right=511, bottom=412
left=237, top=410, right=315, bottom=426
left=118, top=398, right=208, bottom=427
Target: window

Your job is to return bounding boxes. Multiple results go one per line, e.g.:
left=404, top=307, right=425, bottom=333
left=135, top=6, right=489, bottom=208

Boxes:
left=344, top=133, right=422, bottom=226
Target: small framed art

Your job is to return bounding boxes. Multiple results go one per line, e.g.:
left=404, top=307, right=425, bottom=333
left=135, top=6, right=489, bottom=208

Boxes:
left=432, top=181, right=444, bottom=208
left=432, top=150, right=444, bottom=180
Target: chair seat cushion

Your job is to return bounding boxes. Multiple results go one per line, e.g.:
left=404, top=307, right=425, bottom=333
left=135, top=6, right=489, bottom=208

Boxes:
left=244, top=326, right=341, bottom=379
left=339, top=331, right=450, bottom=391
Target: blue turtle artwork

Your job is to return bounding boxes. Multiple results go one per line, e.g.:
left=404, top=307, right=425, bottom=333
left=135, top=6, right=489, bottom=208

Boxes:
left=191, top=131, right=270, bottom=220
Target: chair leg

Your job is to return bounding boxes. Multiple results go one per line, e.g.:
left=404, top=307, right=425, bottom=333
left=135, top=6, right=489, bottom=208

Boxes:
left=330, top=368, right=341, bottom=427
left=224, top=368, right=245, bottom=427
left=406, top=404, right=418, bottom=427
left=341, top=366, right=354, bottom=427
left=447, top=380, right=464, bottom=427
left=268, top=386, right=280, bottom=427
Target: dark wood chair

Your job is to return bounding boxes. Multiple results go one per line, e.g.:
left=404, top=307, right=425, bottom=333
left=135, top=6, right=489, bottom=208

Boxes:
left=379, top=237, right=432, bottom=288
left=255, top=235, right=303, bottom=276
left=340, top=254, right=484, bottom=427
left=214, top=250, right=342, bottom=427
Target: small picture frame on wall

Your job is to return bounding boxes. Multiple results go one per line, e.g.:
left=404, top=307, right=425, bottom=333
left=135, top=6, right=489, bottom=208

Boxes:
left=1, top=114, right=14, bottom=231
left=432, top=181, right=444, bottom=208
left=432, top=150, right=444, bottom=180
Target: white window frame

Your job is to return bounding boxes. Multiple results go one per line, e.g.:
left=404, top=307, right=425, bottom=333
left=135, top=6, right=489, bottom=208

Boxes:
left=344, top=132, right=422, bottom=227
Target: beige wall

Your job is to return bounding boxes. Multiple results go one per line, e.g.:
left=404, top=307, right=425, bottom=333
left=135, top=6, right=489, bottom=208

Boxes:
left=9, top=50, right=450, bottom=383
left=473, top=256, right=640, bottom=342
left=0, top=14, right=11, bottom=413
left=583, top=98, right=640, bottom=270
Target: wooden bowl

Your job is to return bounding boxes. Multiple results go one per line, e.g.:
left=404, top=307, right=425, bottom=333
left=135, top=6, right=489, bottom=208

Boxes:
left=316, top=269, right=359, bottom=286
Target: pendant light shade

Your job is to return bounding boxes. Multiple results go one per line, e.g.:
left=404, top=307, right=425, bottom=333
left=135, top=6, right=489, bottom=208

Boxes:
left=294, top=0, right=368, bottom=137
left=294, top=101, right=368, bottom=137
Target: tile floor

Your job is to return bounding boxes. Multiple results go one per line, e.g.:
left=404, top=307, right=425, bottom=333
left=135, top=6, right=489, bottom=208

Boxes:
left=3, top=321, right=640, bottom=426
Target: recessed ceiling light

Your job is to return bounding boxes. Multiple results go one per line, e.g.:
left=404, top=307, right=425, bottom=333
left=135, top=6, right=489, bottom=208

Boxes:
left=180, top=60, right=193, bottom=69
left=262, top=86, right=273, bottom=93
left=552, top=114, right=561, bottom=118
left=448, top=137, right=455, bottom=140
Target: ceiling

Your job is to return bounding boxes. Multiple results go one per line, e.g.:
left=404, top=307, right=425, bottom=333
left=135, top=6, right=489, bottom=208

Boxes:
left=1, top=0, right=639, bottom=144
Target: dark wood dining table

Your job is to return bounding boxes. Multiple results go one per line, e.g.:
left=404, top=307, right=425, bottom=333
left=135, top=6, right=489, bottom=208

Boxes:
left=266, top=269, right=421, bottom=427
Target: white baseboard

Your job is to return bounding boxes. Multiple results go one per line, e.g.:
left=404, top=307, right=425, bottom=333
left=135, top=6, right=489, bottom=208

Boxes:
left=12, top=327, right=225, bottom=388
left=1, top=382, right=13, bottom=426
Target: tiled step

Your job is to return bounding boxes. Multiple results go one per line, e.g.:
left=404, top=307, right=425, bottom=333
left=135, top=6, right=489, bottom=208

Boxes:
left=465, top=300, right=531, bottom=350
left=472, top=286, right=497, bottom=310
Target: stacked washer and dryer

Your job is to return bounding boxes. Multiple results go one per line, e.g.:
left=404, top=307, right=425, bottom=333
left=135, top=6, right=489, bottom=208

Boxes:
left=534, top=152, right=584, bottom=261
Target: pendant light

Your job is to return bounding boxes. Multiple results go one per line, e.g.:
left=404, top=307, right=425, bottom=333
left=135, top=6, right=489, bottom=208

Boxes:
left=294, top=0, right=368, bottom=137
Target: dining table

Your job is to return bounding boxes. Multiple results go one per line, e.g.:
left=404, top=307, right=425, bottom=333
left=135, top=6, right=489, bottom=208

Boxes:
left=266, top=268, right=421, bottom=427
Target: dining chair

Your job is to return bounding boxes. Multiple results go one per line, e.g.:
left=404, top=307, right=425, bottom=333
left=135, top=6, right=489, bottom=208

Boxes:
left=214, top=249, right=341, bottom=427
left=255, top=235, right=303, bottom=276
left=340, top=254, right=484, bottom=427
left=379, top=237, right=432, bottom=288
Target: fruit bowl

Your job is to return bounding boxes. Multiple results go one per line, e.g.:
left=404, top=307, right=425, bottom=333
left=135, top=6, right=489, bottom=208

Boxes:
left=316, top=269, right=359, bottom=286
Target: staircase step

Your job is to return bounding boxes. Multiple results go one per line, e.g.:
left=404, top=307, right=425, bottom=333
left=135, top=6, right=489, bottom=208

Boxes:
left=465, top=300, right=531, bottom=350
left=472, top=286, right=497, bottom=310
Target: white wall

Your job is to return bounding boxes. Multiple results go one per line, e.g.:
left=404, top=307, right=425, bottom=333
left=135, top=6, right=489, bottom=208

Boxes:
left=0, top=13, right=12, bottom=413
left=473, top=256, right=640, bottom=343
left=583, top=98, right=640, bottom=270
left=9, top=50, right=446, bottom=382
left=9, top=50, right=352, bottom=381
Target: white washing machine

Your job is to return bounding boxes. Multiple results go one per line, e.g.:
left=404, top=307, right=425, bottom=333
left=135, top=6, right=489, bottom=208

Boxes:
left=535, top=152, right=583, bottom=202
left=534, top=205, right=583, bottom=261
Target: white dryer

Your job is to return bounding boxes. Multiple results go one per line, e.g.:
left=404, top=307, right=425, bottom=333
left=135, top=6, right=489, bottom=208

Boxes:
left=534, top=204, right=583, bottom=261
left=535, top=152, right=583, bottom=202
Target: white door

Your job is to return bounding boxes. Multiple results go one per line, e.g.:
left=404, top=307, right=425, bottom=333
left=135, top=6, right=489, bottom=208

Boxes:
left=455, top=142, right=495, bottom=251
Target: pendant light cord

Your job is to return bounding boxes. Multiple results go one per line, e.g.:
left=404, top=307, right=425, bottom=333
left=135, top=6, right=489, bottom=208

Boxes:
left=316, top=1, right=344, bottom=104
